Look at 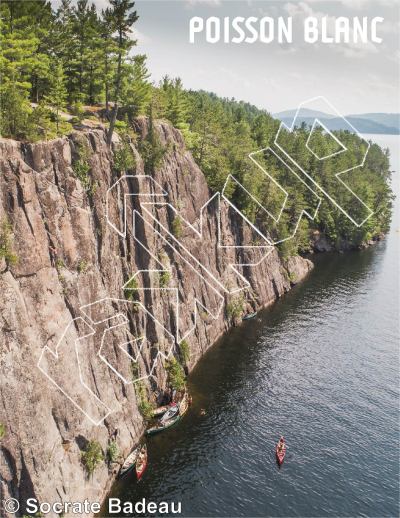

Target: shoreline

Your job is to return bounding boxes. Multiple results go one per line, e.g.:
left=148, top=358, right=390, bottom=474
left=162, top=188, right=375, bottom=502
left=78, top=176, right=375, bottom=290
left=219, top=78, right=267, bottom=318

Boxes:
left=99, top=237, right=387, bottom=514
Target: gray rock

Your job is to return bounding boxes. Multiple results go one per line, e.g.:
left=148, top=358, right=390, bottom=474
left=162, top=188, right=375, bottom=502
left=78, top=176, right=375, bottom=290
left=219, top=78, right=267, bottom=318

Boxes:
left=0, top=121, right=313, bottom=517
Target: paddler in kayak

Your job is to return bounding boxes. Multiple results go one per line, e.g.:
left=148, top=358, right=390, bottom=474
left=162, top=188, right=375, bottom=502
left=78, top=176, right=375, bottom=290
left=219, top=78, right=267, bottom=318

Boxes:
left=277, top=436, right=285, bottom=452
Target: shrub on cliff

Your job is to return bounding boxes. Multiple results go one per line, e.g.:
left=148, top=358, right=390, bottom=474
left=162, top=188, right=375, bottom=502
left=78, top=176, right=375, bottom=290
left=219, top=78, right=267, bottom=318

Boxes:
left=135, top=381, right=155, bottom=420
left=159, top=271, right=171, bottom=288
left=72, top=142, right=91, bottom=191
left=124, top=277, right=138, bottom=300
left=139, top=107, right=167, bottom=173
left=165, top=358, right=186, bottom=391
left=226, top=296, right=245, bottom=321
left=0, top=423, right=6, bottom=440
left=81, top=440, right=104, bottom=476
left=0, top=218, right=18, bottom=267
left=113, top=140, right=136, bottom=173
left=179, top=340, right=191, bottom=364
left=172, top=216, right=183, bottom=239
left=106, top=440, right=119, bottom=464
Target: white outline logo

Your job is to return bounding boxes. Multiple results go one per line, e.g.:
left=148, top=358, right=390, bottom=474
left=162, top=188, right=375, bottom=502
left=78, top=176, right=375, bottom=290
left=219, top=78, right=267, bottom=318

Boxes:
left=38, top=96, right=375, bottom=424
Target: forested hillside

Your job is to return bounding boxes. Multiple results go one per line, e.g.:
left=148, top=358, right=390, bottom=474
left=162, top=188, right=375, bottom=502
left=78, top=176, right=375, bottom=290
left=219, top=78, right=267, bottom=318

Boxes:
left=0, top=0, right=394, bottom=254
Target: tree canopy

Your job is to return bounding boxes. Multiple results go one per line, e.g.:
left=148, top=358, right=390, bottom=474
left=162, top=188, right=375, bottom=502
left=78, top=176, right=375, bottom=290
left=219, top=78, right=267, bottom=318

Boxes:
left=0, top=0, right=393, bottom=251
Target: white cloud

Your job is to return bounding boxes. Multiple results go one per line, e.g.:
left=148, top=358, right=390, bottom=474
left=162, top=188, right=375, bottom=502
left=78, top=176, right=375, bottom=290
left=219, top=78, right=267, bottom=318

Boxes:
left=131, top=28, right=151, bottom=44
left=183, top=0, right=221, bottom=7
left=284, top=1, right=380, bottom=57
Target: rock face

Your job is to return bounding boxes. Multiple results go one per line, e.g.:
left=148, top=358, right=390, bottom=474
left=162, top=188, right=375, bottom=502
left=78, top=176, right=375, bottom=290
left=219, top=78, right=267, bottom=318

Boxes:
left=0, top=120, right=312, bottom=517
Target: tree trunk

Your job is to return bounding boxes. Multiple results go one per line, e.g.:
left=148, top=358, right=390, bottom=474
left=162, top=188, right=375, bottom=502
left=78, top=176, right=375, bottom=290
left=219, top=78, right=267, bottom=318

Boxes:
left=106, top=103, right=118, bottom=147
left=105, top=55, right=109, bottom=113
left=106, top=33, right=123, bottom=148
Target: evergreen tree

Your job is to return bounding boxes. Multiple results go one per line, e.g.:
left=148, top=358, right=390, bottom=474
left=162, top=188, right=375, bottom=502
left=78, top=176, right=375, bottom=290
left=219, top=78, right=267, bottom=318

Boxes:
left=52, top=0, right=75, bottom=100
left=71, top=0, right=103, bottom=103
left=121, top=54, right=151, bottom=117
left=105, top=0, right=138, bottom=146
left=162, top=76, right=188, bottom=129
left=0, top=1, right=39, bottom=137
left=45, top=62, right=68, bottom=134
left=100, top=9, right=117, bottom=111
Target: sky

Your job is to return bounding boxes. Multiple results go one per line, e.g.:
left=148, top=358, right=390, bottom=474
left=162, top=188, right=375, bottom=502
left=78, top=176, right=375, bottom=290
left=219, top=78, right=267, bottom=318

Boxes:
left=51, top=0, right=400, bottom=115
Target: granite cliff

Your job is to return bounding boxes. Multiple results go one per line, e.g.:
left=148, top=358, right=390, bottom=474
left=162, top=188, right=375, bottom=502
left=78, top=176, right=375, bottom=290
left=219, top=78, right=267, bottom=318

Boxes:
left=0, top=119, right=312, bottom=517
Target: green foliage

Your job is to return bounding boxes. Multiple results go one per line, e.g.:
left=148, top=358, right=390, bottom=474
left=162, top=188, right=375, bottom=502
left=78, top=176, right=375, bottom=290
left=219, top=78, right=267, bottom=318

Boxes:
left=106, top=440, right=119, bottom=463
left=27, top=102, right=57, bottom=141
left=113, top=141, right=135, bottom=173
left=171, top=216, right=183, bottom=238
left=0, top=422, right=6, bottom=440
left=55, top=258, right=65, bottom=271
left=131, top=361, right=139, bottom=380
left=124, top=276, right=138, bottom=300
left=165, top=357, right=186, bottom=391
left=159, top=271, right=171, bottom=288
left=226, top=295, right=244, bottom=320
left=179, top=339, right=190, bottom=364
left=121, top=54, right=152, bottom=117
left=0, top=0, right=140, bottom=140
left=0, top=1, right=392, bottom=249
left=178, top=90, right=392, bottom=250
left=0, top=218, right=18, bottom=266
left=105, top=0, right=139, bottom=146
left=139, top=105, right=166, bottom=173
left=44, top=62, right=67, bottom=134
left=81, top=440, right=104, bottom=476
left=73, top=142, right=92, bottom=191
left=77, top=259, right=88, bottom=273
left=161, top=76, right=189, bottom=130
left=70, top=101, right=85, bottom=121
left=135, top=381, right=154, bottom=420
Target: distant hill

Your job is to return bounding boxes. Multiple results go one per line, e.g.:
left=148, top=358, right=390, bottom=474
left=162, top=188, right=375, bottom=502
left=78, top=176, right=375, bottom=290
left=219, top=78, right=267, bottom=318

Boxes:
left=347, top=113, right=400, bottom=129
left=274, top=110, right=400, bottom=135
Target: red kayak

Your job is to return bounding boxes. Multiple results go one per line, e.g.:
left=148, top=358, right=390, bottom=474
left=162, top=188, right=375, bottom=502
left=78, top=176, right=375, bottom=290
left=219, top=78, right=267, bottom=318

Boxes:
left=135, top=444, right=147, bottom=480
left=276, top=441, right=286, bottom=465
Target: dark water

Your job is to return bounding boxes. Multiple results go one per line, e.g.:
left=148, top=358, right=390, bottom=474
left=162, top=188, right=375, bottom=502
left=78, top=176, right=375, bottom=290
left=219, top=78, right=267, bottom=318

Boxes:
left=103, top=135, right=399, bottom=517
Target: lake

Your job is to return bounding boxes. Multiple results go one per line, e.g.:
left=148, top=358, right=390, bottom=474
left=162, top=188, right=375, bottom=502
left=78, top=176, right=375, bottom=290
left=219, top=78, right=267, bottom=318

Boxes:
left=102, top=134, right=399, bottom=517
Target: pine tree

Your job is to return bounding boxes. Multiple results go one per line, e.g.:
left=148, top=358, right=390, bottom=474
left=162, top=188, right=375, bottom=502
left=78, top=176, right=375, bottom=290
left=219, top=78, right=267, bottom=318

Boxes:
left=45, top=63, right=68, bottom=134
left=121, top=54, right=151, bottom=117
left=71, top=0, right=103, bottom=103
left=161, top=76, right=188, bottom=129
left=105, top=0, right=138, bottom=146
left=52, top=0, right=75, bottom=100
left=0, top=1, right=39, bottom=137
left=100, top=8, right=118, bottom=112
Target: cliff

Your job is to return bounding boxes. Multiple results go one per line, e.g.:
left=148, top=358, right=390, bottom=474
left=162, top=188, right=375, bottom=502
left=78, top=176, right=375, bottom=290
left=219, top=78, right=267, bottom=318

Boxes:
left=0, top=119, right=312, bottom=517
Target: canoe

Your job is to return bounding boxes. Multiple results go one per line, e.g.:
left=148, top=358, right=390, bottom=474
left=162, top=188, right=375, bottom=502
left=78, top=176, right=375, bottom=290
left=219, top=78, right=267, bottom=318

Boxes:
left=243, top=312, right=257, bottom=320
left=146, top=393, right=190, bottom=435
left=152, top=405, right=171, bottom=417
left=146, top=414, right=181, bottom=435
left=178, top=392, right=189, bottom=417
left=160, top=404, right=179, bottom=423
left=276, top=442, right=286, bottom=465
left=120, top=446, right=140, bottom=477
left=135, top=444, right=147, bottom=480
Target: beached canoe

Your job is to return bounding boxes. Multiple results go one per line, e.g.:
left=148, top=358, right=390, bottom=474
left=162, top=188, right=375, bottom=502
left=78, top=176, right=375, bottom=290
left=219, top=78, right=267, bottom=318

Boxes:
left=243, top=312, right=257, bottom=320
left=160, top=404, right=179, bottom=423
left=152, top=405, right=171, bottom=417
left=178, top=392, right=189, bottom=417
left=146, top=393, right=190, bottom=435
left=120, top=446, right=140, bottom=477
left=146, top=414, right=181, bottom=435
